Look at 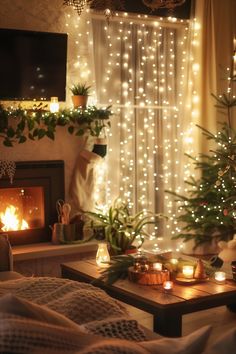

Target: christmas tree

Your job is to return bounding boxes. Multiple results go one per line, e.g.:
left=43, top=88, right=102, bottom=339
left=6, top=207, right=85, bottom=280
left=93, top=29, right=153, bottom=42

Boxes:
left=169, top=67, right=236, bottom=249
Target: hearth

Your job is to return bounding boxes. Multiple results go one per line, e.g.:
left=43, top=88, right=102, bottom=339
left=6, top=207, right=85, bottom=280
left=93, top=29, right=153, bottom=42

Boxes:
left=0, top=160, right=64, bottom=246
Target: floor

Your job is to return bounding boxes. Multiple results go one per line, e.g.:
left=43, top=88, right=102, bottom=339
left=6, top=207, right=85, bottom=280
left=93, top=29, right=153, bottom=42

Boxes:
left=123, top=302, right=236, bottom=344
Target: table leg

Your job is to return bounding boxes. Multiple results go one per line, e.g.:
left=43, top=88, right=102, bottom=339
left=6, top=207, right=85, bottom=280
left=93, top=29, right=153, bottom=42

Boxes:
left=153, top=309, right=182, bottom=337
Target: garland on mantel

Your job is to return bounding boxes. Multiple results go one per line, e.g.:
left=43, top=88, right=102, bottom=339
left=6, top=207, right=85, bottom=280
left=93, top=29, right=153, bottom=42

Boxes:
left=0, top=104, right=112, bottom=147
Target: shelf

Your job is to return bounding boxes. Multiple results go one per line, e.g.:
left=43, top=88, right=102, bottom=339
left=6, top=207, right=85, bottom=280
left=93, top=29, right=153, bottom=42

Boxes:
left=12, top=241, right=98, bottom=261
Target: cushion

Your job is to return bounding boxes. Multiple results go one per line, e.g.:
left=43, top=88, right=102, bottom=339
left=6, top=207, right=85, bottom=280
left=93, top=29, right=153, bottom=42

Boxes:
left=139, top=325, right=212, bottom=354
left=0, top=310, right=214, bottom=354
left=0, top=293, right=85, bottom=331
left=203, top=327, right=236, bottom=354
left=84, top=316, right=147, bottom=341
left=0, top=312, right=101, bottom=354
left=0, top=295, right=228, bottom=354
left=0, top=271, right=24, bottom=281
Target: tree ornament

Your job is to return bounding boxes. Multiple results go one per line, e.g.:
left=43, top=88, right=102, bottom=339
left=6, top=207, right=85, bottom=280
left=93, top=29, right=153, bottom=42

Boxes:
left=223, top=209, right=228, bottom=216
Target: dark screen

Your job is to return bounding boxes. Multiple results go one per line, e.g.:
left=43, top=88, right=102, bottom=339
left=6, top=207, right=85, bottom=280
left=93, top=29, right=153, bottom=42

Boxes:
left=0, top=29, right=68, bottom=101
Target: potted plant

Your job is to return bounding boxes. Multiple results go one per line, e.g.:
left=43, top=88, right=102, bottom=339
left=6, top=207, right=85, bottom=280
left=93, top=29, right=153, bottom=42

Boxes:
left=70, top=83, right=92, bottom=108
left=84, top=199, right=166, bottom=255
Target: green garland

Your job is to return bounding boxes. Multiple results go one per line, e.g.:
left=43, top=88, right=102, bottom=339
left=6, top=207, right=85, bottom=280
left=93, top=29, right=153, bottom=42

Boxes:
left=0, top=104, right=112, bottom=147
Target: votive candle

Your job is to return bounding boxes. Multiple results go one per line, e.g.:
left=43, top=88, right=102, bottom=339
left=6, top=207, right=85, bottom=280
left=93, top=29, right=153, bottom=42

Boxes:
left=214, top=271, right=226, bottom=284
left=50, top=97, right=59, bottom=113
left=183, top=265, right=194, bottom=279
left=152, top=262, right=162, bottom=271
left=163, top=280, right=173, bottom=291
left=170, top=258, right=178, bottom=265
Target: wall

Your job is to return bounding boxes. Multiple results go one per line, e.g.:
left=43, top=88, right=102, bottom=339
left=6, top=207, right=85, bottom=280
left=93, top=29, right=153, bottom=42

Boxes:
left=0, top=0, right=94, bottom=214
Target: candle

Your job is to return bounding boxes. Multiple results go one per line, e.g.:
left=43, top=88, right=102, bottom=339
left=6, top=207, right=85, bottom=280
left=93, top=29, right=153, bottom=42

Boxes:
left=170, top=258, right=178, bottom=265
left=96, top=243, right=110, bottom=268
left=50, top=97, right=59, bottom=113
left=152, top=262, right=162, bottom=271
left=214, top=271, right=226, bottom=284
left=183, top=265, right=194, bottom=279
left=163, top=280, right=173, bottom=291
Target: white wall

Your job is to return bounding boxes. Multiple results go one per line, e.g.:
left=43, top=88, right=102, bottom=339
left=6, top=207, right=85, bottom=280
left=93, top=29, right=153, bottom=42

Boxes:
left=0, top=0, right=93, bottom=210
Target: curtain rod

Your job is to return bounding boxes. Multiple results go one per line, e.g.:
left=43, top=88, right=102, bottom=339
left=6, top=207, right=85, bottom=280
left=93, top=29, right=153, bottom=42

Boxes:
left=90, top=10, right=189, bottom=28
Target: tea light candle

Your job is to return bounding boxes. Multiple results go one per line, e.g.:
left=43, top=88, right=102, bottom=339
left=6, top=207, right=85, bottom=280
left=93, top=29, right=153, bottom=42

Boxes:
left=163, top=280, right=173, bottom=291
left=152, top=262, right=162, bottom=271
left=170, top=258, right=178, bottom=265
left=182, top=265, right=194, bottom=279
left=214, top=271, right=226, bottom=284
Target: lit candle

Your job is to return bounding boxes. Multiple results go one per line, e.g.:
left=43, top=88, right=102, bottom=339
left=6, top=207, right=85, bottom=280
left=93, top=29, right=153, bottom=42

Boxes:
left=182, top=265, right=194, bottom=279
left=50, top=97, right=59, bottom=113
left=152, top=262, right=162, bottom=271
left=96, top=243, right=110, bottom=268
left=170, top=258, right=178, bottom=265
left=163, top=280, right=173, bottom=291
left=214, top=271, right=226, bottom=284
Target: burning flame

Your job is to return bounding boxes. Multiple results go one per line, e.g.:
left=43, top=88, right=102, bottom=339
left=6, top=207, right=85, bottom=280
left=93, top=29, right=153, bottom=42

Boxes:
left=0, top=205, right=29, bottom=231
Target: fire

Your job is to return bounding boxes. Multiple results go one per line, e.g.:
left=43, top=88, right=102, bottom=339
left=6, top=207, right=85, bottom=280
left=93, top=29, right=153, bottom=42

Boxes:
left=0, top=205, right=29, bottom=231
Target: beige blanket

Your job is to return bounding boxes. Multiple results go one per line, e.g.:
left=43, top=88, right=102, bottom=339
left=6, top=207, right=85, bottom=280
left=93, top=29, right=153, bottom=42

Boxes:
left=0, top=276, right=146, bottom=342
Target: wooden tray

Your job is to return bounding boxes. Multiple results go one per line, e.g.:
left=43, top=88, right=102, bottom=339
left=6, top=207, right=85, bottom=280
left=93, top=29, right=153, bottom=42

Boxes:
left=175, top=277, right=209, bottom=285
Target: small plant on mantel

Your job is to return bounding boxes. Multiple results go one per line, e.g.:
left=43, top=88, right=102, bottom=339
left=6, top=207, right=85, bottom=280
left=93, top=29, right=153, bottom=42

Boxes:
left=84, top=198, right=167, bottom=255
left=70, top=83, right=92, bottom=109
left=0, top=104, right=112, bottom=147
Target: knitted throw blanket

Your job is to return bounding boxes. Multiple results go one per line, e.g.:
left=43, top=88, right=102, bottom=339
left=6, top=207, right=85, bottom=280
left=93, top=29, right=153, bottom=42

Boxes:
left=0, top=277, right=147, bottom=342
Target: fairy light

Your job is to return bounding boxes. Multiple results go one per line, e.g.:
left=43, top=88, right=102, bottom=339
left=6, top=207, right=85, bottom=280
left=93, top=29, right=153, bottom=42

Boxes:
left=63, top=9, right=200, bottom=249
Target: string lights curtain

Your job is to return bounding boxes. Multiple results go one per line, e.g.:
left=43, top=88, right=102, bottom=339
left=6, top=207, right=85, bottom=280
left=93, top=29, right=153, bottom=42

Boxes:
left=91, top=14, right=200, bottom=248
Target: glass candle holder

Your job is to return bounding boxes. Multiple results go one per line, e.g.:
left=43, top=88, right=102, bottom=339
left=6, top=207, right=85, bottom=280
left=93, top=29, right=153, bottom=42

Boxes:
left=163, top=280, right=173, bottom=291
left=96, top=242, right=110, bottom=268
left=152, top=262, right=162, bottom=271
left=182, top=265, right=194, bottom=279
left=214, top=271, right=226, bottom=284
left=170, top=258, right=178, bottom=265
left=50, top=97, right=59, bottom=113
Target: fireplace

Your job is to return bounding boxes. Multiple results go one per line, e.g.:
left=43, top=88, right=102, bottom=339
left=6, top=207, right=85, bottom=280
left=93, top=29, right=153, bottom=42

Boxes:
left=0, top=160, right=64, bottom=246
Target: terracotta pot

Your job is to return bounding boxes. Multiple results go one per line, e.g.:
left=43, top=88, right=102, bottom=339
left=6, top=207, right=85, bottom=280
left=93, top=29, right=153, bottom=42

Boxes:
left=71, top=95, right=88, bottom=108
left=125, top=246, right=137, bottom=255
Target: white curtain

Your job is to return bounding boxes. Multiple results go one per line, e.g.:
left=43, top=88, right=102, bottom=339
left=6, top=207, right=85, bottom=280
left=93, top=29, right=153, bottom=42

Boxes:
left=194, top=0, right=236, bottom=152
left=91, top=14, right=198, bottom=249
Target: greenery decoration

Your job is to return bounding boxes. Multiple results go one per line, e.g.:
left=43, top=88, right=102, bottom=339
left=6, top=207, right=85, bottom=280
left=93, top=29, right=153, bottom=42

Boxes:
left=97, top=254, right=217, bottom=285
left=69, top=83, right=92, bottom=96
left=84, top=198, right=167, bottom=255
left=0, top=104, right=112, bottom=147
left=167, top=74, right=236, bottom=248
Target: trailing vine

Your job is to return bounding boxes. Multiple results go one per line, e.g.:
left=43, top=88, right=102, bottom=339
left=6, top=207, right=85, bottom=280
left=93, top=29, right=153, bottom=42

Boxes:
left=0, top=104, right=112, bottom=147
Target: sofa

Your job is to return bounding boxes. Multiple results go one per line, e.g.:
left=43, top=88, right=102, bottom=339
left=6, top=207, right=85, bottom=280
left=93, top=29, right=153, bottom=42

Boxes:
left=0, top=234, right=236, bottom=354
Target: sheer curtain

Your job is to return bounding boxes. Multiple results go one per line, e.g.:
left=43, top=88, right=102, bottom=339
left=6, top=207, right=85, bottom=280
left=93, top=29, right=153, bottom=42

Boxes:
left=91, top=14, right=198, bottom=248
left=194, top=0, right=236, bottom=150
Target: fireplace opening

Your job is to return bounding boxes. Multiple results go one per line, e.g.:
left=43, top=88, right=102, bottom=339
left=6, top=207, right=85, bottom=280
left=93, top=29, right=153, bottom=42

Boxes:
left=0, top=186, right=44, bottom=232
left=0, top=160, right=64, bottom=246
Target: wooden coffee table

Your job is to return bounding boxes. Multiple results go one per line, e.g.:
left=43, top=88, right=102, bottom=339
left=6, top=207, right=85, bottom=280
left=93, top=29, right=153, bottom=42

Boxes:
left=61, top=259, right=236, bottom=337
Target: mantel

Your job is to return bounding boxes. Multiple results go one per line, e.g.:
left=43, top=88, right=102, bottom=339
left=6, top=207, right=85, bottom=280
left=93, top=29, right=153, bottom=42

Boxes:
left=12, top=241, right=98, bottom=262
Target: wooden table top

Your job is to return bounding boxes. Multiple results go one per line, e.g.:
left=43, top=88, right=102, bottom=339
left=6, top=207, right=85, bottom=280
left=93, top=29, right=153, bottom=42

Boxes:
left=61, top=259, right=236, bottom=315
